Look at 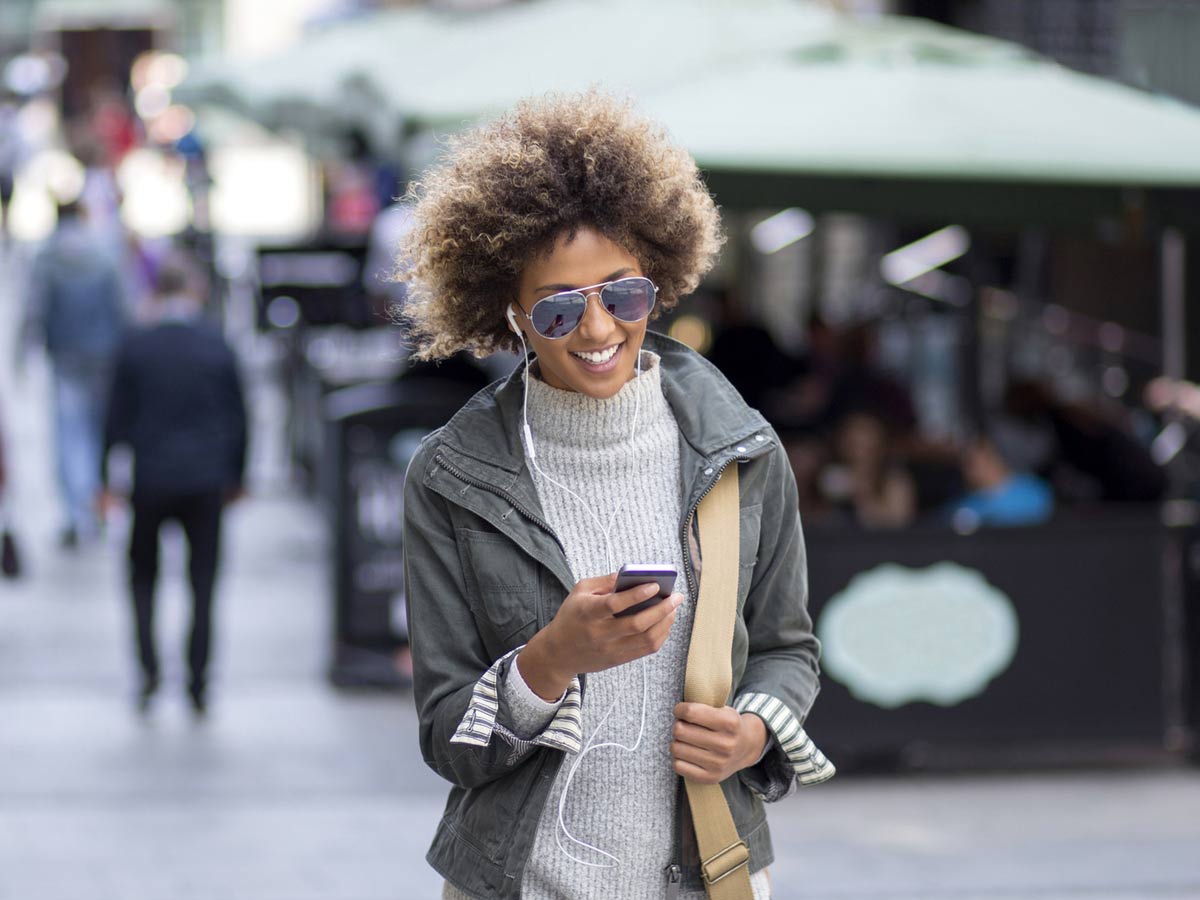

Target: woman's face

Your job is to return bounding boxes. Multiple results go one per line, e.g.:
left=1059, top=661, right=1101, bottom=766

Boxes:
left=514, top=226, right=649, bottom=400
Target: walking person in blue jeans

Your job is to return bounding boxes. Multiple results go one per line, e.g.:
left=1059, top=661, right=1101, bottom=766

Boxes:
left=100, top=258, right=247, bottom=714
left=21, top=200, right=126, bottom=548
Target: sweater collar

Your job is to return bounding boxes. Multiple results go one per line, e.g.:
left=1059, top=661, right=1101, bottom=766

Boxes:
left=437, top=331, right=769, bottom=473
left=524, top=352, right=668, bottom=450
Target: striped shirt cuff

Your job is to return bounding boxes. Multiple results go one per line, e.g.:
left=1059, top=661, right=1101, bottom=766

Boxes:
left=735, top=692, right=836, bottom=800
left=450, top=646, right=585, bottom=756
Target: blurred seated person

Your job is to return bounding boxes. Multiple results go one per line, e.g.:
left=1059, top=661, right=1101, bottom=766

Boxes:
left=705, top=288, right=794, bottom=414
left=1145, top=375, right=1200, bottom=423
left=946, top=436, right=1054, bottom=529
left=781, top=429, right=837, bottom=527
left=773, top=316, right=916, bottom=439
left=1004, top=380, right=1166, bottom=503
left=820, top=411, right=916, bottom=529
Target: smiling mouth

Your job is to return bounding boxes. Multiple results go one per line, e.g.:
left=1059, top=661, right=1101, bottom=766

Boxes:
left=570, top=343, right=622, bottom=365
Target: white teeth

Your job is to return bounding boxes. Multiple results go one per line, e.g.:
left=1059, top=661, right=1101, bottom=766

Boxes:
left=572, top=345, right=620, bottom=364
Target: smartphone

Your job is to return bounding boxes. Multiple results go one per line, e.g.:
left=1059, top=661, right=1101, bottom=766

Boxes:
left=612, top=563, right=677, bottom=617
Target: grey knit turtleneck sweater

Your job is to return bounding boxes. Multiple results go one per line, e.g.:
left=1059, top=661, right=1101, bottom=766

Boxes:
left=440, top=353, right=769, bottom=899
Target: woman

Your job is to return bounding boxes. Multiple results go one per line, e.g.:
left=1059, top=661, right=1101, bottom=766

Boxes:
left=400, top=91, right=833, bottom=900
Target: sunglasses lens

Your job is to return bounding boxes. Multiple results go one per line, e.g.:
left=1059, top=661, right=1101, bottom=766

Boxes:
left=526, top=277, right=657, bottom=339
left=529, top=292, right=586, bottom=338
left=600, top=277, right=656, bottom=322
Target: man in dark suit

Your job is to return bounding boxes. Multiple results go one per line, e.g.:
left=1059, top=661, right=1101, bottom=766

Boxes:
left=101, top=257, right=247, bottom=715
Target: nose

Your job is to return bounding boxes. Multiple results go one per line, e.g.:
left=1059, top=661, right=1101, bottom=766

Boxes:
left=575, top=291, right=614, bottom=342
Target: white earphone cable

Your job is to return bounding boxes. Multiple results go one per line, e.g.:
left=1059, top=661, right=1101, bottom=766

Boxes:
left=513, top=324, right=649, bottom=868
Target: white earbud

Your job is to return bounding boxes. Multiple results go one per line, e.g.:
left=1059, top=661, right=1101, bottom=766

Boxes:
left=506, top=304, right=520, bottom=335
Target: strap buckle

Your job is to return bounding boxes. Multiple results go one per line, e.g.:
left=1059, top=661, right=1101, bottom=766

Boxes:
left=701, top=840, right=749, bottom=886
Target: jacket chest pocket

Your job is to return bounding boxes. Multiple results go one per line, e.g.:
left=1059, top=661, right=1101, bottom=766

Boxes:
left=456, top=529, right=539, bottom=642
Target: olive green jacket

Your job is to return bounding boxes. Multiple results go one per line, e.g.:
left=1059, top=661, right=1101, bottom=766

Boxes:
left=403, top=332, right=833, bottom=899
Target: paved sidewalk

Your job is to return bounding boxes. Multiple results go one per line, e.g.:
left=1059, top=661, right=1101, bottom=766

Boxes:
left=1, top=243, right=1199, bottom=899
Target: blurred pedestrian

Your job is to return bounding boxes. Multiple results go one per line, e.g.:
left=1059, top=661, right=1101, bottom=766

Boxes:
left=1004, top=379, right=1167, bottom=503
left=0, top=91, right=29, bottom=244
left=21, top=200, right=126, bottom=547
left=781, top=429, right=839, bottom=527
left=363, top=199, right=415, bottom=324
left=86, top=85, right=139, bottom=169
left=706, top=287, right=795, bottom=416
left=947, top=436, right=1054, bottom=528
left=0, top=402, right=21, bottom=580
left=774, top=317, right=917, bottom=437
left=100, top=258, right=247, bottom=715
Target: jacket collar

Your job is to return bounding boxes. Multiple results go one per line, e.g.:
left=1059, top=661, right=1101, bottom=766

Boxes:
left=435, top=331, right=769, bottom=474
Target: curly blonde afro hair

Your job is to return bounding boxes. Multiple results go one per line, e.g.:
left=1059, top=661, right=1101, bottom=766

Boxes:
left=399, top=90, right=724, bottom=359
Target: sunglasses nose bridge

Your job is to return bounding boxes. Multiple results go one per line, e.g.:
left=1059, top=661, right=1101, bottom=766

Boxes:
left=575, top=290, right=614, bottom=337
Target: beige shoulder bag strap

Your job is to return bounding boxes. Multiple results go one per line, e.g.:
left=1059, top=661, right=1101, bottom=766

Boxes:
left=683, top=464, right=753, bottom=900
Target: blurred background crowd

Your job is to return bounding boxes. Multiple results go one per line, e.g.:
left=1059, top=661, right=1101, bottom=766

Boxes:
left=1, top=1, right=1200, bottom=896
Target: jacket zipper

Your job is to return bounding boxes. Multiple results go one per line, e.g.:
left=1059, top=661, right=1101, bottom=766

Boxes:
left=433, top=453, right=565, bottom=554
left=665, top=773, right=686, bottom=898
left=665, top=862, right=683, bottom=899
left=679, top=456, right=736, bottom=602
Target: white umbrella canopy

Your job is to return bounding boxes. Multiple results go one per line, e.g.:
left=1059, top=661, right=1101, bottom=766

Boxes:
left=179, top=5, right=1200, bottom=223
left=179, top=0, right=837, bottom=143
left=357, top=0, right=836, bottom=124
left=639, top=15, right=1200, bottom=189
left=179, top=7, right=443, bottom=139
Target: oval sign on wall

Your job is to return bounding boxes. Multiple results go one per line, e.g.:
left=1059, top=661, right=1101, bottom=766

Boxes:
left=816, top=562, right=1019, bottom=709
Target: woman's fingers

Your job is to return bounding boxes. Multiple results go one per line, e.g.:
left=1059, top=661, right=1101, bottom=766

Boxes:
left=612, top=592, right=682, bottom=633
left=670, top=738, right=722, bottom=769
left=608, top=603, right=678, bottom=662
left=671, top=757, right=723, bottom=784
left=552, top=581, right=682, bottom=674
left=607, top=581, right=663, bottom=617
left=671, top=709, right=746, bottom=783
left=672, top=718, right=738, bottom=755
left=674, top=702, right=741, bottom=733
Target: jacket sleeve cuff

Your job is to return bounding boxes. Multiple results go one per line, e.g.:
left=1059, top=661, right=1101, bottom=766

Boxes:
left=734, top=692, right=836, bottom=801
left=450, top=646, right=585, bottom=758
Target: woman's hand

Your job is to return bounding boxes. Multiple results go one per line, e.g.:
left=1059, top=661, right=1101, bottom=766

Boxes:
left=670, top=703, right=768, bottom=784
left=517, top=573, right=682, bottom=701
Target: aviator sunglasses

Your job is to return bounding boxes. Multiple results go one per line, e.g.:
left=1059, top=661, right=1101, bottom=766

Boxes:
left=516, top=276, right=658, bottom=339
